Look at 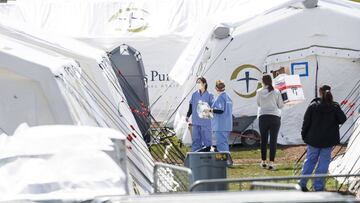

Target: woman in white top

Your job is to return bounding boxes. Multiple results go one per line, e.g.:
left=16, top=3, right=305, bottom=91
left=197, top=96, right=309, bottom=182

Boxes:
left=256, top=75, right=284, bottom=170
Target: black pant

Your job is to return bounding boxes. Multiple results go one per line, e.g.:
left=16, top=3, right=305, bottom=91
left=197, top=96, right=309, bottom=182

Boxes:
left=259, top=115, right=281, bottom=162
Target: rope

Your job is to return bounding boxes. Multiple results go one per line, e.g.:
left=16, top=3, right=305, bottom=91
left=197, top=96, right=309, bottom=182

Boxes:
left=59, top=67, right=157, bottom=166
left=104, top=58, right=186, bottom=163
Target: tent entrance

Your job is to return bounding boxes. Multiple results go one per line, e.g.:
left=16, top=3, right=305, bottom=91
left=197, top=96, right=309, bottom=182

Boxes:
left=109, top=44, right=151, bottom=140
left=266, top=55, right=318, bottom=100
left=264, top=46, right=360, bottom=144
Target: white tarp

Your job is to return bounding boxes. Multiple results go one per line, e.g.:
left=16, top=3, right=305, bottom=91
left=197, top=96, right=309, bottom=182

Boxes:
left=170, top=0, right=360, bottom=144
left=0, top=125, right=127, bottom=201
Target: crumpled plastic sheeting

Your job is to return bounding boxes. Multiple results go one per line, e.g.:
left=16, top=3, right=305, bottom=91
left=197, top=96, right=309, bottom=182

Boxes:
left=0, top=125, right=127, bottom=200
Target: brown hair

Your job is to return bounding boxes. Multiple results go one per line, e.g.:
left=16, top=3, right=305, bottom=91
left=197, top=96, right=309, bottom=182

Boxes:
left=196, top=77, right=208, bottom=91
left=215, top=80, right=225, bottom=92
left=319, top=85, right=333, bottom=105
left=262, top=75, right=274, bottom=92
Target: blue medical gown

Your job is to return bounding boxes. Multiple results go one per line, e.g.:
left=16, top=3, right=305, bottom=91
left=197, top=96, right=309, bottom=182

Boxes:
left=189, top=90, right=214, bottom=151
left=211, top=92, right=233, bottom=132
left=189, top=90, right=214, bottom=127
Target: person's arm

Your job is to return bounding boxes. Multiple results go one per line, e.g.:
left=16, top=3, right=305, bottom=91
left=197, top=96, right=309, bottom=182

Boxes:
left=211, top=96, right=225, bottom=114
left=211, top=109, right=224, bottom=114
left=209, top=93, right=214, bottom=107
left=301, top=104, right=312, bottom=141
left=334, top=103, right=347, bottom=125
left=256, top=91, right=260, bottom=107
left=186, top=95, right=193, bottom=122
left=186, top=103, right=192, bottom=118
left=277, top=91, right=284, bottom=109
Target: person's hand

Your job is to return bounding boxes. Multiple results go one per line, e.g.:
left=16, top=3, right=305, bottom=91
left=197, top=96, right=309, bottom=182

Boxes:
left=203, top=109, right=210, bottom=114
left=186, top=117, right=189, bottom=122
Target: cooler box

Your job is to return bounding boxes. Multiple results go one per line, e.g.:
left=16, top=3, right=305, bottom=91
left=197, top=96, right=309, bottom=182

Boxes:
left=274, top=74, right=305, bottom=105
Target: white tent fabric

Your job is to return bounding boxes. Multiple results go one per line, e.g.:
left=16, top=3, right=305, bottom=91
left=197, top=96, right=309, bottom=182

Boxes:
left=0, top=0, right=288, bottom=121
left=329, top=115, right=360, bottom=196
left=0, top=32, right=77, bottom=130
left=0, top=1, right=358, bottom=136
left=170, top=0, right=304, bottom=85
left=0, top=0, right=253, bottom=38
left=0, top=125, right=127, bottom=201
left=0, top=30, right=154, bottom=194
left=170, top=0, right=360, bottom=144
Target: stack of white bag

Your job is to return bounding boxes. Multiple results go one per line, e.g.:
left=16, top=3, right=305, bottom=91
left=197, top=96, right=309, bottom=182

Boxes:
left=0, top=124, right=128, bottom=201
left=274, top=74, right=305, bottom=105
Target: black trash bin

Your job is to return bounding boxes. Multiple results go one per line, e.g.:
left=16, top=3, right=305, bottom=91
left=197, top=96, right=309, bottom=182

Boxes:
left=184, top=152, right=232, bottom=191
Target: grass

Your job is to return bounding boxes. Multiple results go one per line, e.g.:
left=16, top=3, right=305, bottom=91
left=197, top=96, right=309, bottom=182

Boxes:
left=149, top=131, right=350, bottom=193
left=226, top=145, right=297, bottom=190
left=226, top=145, right=348, bottom=192
left=229, top=146, right=285, bottom=160
left=229, top=163, right=294, bottom=178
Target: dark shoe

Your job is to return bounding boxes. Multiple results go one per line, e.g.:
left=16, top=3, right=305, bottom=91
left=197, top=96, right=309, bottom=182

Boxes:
left=300, top=186, right=309, bottom=192
left=260, top=161, right=267, bottom=169
left=268, top=163, right=276, bottom=171
left=196, top=146, right=211, bottom=152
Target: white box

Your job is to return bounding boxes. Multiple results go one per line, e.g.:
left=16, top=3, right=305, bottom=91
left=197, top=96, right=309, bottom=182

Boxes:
left=274, top=74, right=305, bottom=105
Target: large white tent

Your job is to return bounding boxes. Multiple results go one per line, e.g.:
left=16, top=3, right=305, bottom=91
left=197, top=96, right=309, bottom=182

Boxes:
left=0, top=30, right=154, bottom=194
left=0, top=0, right=294, bottom=121
left=0, top=0, right=360, bottom=197
left=0, top=0, right=359, bottom=143
left=170, top=0, right=360, bottom=145
left=0, top=32, right=76, bottom=131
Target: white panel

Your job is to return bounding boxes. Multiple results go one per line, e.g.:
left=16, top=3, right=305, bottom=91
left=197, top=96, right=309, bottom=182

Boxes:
left=0, top=68, right=55, bottom=134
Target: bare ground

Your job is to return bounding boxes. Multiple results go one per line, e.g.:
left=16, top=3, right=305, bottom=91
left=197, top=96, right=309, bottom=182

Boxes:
left=233, top=145, right=346, bottom=165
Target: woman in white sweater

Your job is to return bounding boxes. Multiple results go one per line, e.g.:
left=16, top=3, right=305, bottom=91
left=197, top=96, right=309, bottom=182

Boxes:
left=256, top=75, right=284, bottom=170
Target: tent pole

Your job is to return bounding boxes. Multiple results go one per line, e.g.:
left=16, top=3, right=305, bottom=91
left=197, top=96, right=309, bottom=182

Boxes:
left=315, top=55, right=319, bottom=98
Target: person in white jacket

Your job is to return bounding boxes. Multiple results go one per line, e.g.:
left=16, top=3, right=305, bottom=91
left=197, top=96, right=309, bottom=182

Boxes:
left=256, top=74, right=284, bottom=170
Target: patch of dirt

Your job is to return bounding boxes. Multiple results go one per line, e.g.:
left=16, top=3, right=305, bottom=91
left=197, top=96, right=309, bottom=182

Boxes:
left=279, top=145, right=307, bottom=162
left=233, top=145, right=346, bottom=165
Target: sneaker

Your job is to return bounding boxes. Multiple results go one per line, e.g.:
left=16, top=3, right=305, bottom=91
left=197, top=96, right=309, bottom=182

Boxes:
left=260, top=161, right=267, bottom=169
left=268, top=163, right=276, bottom=171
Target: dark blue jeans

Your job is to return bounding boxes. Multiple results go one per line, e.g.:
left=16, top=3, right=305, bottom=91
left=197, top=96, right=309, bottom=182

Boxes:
left=299, top=145, right=332, bottom=191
